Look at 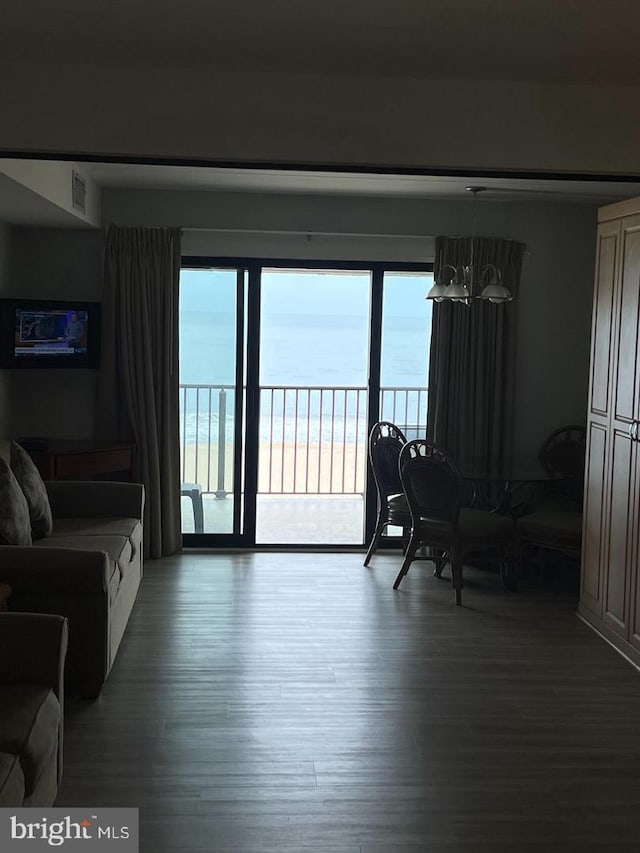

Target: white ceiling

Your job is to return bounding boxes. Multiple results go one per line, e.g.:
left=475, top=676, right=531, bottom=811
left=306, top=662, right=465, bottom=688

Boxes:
left=3, top=0, right=640, bottom=85
left=87, top=163, right=640, bottom=204
left=4, top=3, right=640, bottom=215
left=2, top=159, right=640, bottom=231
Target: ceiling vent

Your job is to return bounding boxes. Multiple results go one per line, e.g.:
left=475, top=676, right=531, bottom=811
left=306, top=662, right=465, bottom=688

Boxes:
left=72, top=170, right=87, bottom=214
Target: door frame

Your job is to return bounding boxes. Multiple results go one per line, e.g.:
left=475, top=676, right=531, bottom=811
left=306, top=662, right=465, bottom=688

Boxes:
left=180, top=256, right=433, bottom=548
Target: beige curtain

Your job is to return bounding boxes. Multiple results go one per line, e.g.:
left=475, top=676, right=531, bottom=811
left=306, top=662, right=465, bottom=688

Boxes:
left=426, top=236, right=525, bottom=478
left=97, top=226, right=182, bottom=558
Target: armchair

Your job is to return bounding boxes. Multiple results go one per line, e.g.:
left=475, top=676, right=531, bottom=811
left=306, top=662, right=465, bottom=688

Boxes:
left=0, top=613, right=68, bottom=806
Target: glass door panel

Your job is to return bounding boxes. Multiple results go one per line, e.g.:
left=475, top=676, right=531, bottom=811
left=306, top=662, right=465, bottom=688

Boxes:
left=380, top=272, right=433, bottom=435
left=379, top=271, right=433, bottom=535
left=257, top=268, right=371, bottom=544
left=179, top=267, right=245, bottom=536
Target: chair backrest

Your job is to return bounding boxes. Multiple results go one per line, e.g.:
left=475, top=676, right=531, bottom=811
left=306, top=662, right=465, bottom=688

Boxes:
left=369, top=421, right=407, bottom=500
left=399, top=440, right=462, bottom=525
left=539, top=425, right=586, bottom=479
left=540, top=425, right=586, bottom=504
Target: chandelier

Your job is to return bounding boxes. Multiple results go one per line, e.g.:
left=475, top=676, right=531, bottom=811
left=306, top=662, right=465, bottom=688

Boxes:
left=426, top=186, right=513, bottom=305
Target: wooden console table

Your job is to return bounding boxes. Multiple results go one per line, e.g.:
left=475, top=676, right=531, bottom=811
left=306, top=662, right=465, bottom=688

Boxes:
left=27, top=441, right=136, bottom=482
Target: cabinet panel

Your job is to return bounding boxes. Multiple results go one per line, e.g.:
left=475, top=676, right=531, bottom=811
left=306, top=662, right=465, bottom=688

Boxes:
left=580, top=421, right=608, bottom=615
left=589, top=220, right=619, bottom=420
left=582, top=200, right=640, bottom=667
left=629, top=479, right=640, bottom=652
left=613, top=216, right=640, bottom=425
left=602, top=427, right=635, bottom=638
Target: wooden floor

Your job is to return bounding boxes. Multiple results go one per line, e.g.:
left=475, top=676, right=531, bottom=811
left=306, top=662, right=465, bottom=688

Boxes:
left=57, top=552, right=640, bottom=852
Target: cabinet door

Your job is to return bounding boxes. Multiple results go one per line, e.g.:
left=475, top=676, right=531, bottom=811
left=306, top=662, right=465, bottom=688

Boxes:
left=580, top=421, right=609, bottom=616
left=602, top=427, right=636, bottom=638
left=613, top=214, right=640, bottom=427
left=628, top=447, right=640, bottom=653
left=589, top=219, right=620, bottom=421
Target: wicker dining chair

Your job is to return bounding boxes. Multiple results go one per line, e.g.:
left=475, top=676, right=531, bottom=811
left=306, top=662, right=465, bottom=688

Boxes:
left=516, top=424, right=586, bottom=572
left=394, top=440, right=514, bottom=605
left=363, top=422, right=411, bottom=566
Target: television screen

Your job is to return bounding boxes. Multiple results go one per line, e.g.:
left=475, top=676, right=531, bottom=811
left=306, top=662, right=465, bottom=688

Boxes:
left=0, top=299, right=100, bottom=368
left=14, top=308, right=90, bottom=358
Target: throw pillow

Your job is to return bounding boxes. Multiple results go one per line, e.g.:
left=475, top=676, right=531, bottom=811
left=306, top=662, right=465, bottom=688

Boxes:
left=10, top=441, right=53, bottom=539
left=0, top=457, right=32, bottom=545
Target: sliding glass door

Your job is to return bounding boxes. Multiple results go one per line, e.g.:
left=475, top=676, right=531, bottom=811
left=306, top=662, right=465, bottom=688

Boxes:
left=257, top=268, right=372, bottom=544
left=380, top=271, right=433, bottom=437
left=179, top=267, right=247, bottom=542
left=178, top=260, right=432, bottom=547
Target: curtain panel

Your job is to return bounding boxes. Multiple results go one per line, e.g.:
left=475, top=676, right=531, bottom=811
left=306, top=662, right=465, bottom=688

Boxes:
left=97, top=226, right=182, bottom=558
left=426, top=236, right=525, bottom=478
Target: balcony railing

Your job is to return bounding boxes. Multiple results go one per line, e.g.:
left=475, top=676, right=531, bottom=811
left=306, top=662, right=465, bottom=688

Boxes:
left=179, top=384, right=428, bottom=497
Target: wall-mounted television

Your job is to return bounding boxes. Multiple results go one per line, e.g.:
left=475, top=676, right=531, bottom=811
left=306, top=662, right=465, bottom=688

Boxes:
left=0, top=299, right=101, bottom=368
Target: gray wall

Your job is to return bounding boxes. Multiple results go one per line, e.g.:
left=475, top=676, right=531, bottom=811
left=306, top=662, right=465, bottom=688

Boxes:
left=104, top=189, right=598, bottom=464
left=4, top=191, right=598, bottom=463
left=6, top=227, right=103, bottom=440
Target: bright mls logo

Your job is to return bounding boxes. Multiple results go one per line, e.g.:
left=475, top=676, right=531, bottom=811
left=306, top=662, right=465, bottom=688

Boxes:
left=0, top=808, right=138, bottom=851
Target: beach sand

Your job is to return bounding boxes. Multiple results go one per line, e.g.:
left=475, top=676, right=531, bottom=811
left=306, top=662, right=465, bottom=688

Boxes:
left=181, top=439, right=367, bottom=496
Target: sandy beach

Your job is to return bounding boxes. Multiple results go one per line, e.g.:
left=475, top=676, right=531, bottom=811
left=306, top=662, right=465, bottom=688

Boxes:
left=180, top=439, right=367, bottom=495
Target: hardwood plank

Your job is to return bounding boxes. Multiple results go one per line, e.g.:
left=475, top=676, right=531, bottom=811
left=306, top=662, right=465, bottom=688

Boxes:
left=56, top=552, right=640, bottom=851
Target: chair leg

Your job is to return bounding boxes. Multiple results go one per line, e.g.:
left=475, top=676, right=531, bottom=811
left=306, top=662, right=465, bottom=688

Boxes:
left=433, top=549, right=448, bottom=578
left=393, top=531, right=420, bottom=589
left=193, top=491, right=204, bottom=534
left=364, top=514, right=386, bottom=567
left=450, top=545, right=463, bottom=606
left=501, top=540, right=519, bottom=591
left=401, top=526, right=410, bottom=556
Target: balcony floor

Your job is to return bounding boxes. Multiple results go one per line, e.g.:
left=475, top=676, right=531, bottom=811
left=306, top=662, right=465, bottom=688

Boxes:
left=182, top=493, right=366, bottom=545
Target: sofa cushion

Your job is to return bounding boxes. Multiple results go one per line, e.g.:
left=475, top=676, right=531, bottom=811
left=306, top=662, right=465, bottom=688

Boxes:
left=0, top=458, right=32, bottom=546
left=10, top=441, right=53, bottom=539
left=36, top=532, right=132, bottom=582
left=50, top=518, right=141, bottom=573
left=52, top=516, right=140, bottom=541
left=0, top=686, right=60, bottom=799
left=0, top=752, right=25, bottom=807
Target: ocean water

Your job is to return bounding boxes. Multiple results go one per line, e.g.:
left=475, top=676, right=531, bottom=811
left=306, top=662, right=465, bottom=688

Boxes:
left=179, top=269, right=432, bottom=444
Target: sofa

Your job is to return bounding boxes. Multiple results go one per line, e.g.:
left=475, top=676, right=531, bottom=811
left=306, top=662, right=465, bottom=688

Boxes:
left=0, top=479, right=144, bottom=698
left=0, top=613, right=68, bottom=806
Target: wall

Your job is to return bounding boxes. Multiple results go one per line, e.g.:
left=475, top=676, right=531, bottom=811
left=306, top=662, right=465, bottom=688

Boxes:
left=6, top=228, right=103, bottom=440
left=0, top=160, right=101, bottom=227
left=104, top=189, right=598, bottom=463
left=3, top=191, right=598, bottom=460
left=1, top=62, right=640, bottom=176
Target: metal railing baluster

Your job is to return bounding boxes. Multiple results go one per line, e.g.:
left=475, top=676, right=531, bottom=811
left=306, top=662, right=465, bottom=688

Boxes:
left=207, top=387, right=212, bottom=492
left=305, top=388, right=311, bottom=493
left=179, top=383, right=427, bottom=498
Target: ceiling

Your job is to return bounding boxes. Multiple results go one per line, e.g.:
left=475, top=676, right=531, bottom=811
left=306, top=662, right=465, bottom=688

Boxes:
left=87, top=163, right=640, bottom=204
left=3, top=159, right=640, bottom=231
left=3, top=0, right=640, bottom=85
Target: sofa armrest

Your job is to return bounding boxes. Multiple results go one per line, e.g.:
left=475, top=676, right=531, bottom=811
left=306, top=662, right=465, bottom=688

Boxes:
left=0, top=613, right=68, bottom=785
left=45, top=481, right=145, bottom=520
left=0, top=547, right=111, bottom=594
left=0, top=613, right=68, bottom=699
